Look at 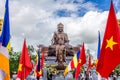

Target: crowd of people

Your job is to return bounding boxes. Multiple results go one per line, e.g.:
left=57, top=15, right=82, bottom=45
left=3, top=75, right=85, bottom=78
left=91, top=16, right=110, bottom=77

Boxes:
left=12, top=65, right=120, bottom=80
left=25, top=66, right=119, bottom=80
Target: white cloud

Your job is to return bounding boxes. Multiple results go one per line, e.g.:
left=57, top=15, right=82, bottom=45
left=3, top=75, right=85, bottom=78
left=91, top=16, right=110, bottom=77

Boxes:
left=117, top=11, right=120, bottom=19
left=0, top=0, right=5, bottom=18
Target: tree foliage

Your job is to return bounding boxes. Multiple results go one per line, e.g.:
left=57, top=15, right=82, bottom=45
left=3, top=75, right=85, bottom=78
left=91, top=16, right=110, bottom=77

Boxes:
left=114, top=64, right=120, bottom=76
left=9, top=47, right=20, bottom=76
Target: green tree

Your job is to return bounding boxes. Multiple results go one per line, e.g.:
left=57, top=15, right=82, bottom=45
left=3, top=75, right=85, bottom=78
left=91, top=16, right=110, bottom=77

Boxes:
left=28, top=45, right=34, bottom=54
left=9, top=47, right=20, bottom=76
left=114, top=64, right=120, bottom=76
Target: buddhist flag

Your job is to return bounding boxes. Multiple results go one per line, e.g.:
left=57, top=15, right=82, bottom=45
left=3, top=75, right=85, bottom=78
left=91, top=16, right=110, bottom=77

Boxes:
left=1, top=0, right=11, bottom=51
left=37, top=52, right=45, bottom=76
left=36, top=51, right=42, bottom=77
left=0, top=0, right=10, bottom=79
left=75, top=43, right=86, bottom=80
left=17, top=39, right=33, bottom=80
left=96, top=1, right=120, bottom=78
left=97, top=31, right=102, bottom=80
left=64, top=51, right=80, bottom=76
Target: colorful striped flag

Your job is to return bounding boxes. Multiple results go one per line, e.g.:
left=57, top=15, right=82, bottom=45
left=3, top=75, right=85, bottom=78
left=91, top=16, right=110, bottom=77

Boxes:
left=97, top=31, right=102, bottom=80
left=36, top=51, right=42, bottom=77
left=64, top=51, right=80, bottom=76
left=0, top=0, right=10, bottom=80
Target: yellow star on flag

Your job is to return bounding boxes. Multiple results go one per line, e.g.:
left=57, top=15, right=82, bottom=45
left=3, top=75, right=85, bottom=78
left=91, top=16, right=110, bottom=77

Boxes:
left=18, top=64, right=22, bottom=71
left=38, top=70, right=42, bottom=75
left=106, top=36, right=118, bottom=50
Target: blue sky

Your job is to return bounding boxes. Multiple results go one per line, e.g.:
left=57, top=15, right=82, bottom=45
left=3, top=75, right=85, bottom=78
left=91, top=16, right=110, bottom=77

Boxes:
left=55, top=0, right=120, bottom=17
left=86, top=0, right=120, bottom=11
left=0, top=0, right=120, bottom=58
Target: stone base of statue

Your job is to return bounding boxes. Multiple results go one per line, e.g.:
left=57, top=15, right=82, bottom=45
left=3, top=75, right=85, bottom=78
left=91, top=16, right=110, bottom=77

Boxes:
left=56, top=63, right=66, bottom=70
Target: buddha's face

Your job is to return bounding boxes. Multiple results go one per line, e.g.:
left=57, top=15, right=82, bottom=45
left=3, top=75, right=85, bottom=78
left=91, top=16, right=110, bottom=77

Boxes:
left=57, top=25, right=63, bottom=33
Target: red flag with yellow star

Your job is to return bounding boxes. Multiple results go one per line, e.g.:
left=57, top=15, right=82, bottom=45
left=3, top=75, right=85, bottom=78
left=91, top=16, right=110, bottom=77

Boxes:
left=75, top=43, right=86, bottom=80
left=96, top=1, right=120, bottom=78
left=17, top=39, right=33, bottom=80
